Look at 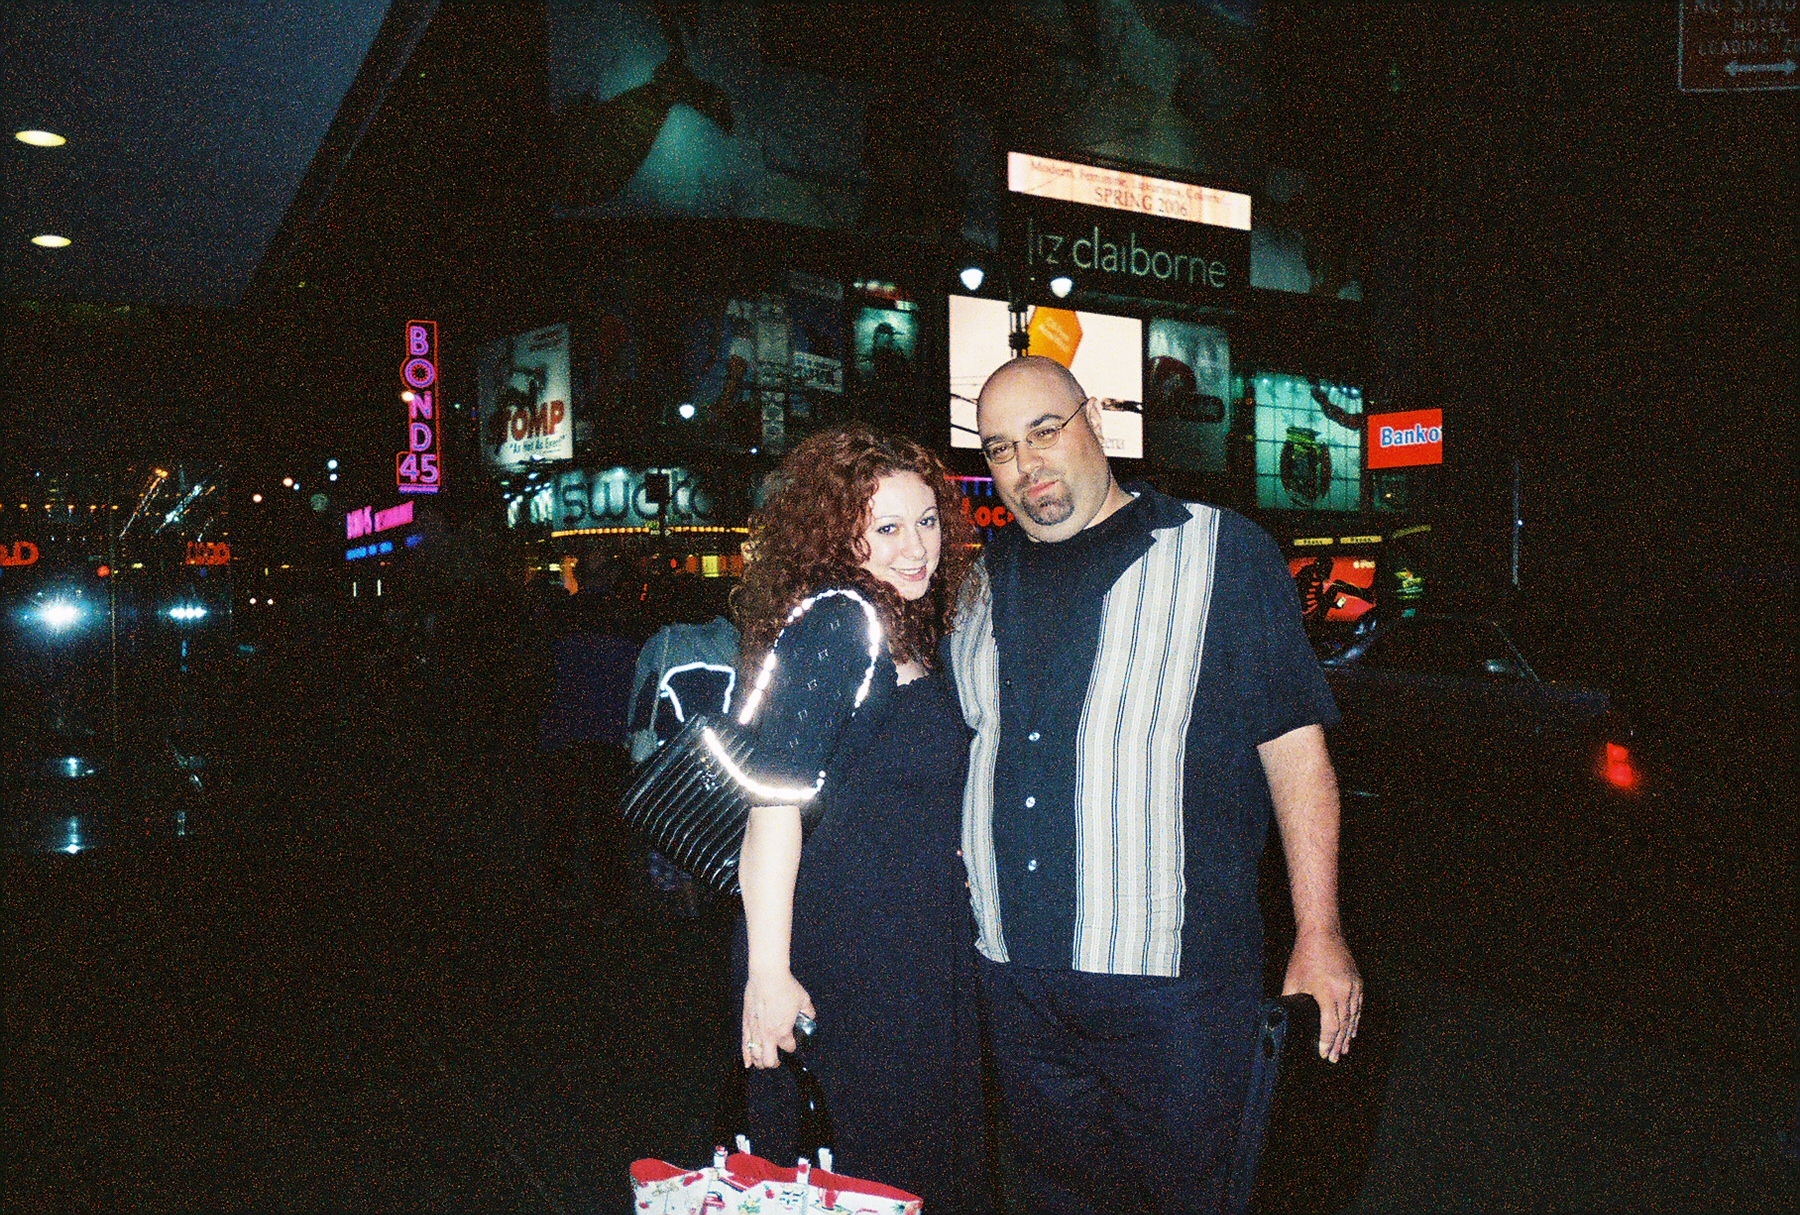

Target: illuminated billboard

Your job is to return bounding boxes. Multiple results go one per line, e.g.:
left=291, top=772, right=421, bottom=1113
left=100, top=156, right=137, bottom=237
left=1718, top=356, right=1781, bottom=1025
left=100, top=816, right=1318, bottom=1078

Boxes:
left=1289, top=554, right=1377, bottom=625
left=1146, top=320, right=1231, bottom=472
left=477, top=324, right=574, bottom=471
left=1367, top=409, right=1444, bottom=468
left=1007, top=152, right=1251, bottom=229
left=1253, top=373, right=1363, bottom=512
left=546, top=2, right=993, bottom=235
left=948, top=296, right=1142, bottom=459
left=511, top=466, right=720, bottom=532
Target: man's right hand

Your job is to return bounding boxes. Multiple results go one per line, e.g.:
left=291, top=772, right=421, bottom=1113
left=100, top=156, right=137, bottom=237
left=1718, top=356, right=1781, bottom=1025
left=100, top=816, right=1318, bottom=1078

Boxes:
left=742, top=970, right=814, bottom=1070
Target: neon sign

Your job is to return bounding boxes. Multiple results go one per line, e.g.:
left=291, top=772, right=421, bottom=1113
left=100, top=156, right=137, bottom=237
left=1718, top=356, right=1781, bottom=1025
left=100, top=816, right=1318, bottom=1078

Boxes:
left=184, top=541, right=231, bottom=566
left=952, top=476, right=1015, bottom=540
left=1, top=540, right=39, bottom=567
left=346, top=500, right=415, bottom=540
left=396, top=320, right=442, bottom=494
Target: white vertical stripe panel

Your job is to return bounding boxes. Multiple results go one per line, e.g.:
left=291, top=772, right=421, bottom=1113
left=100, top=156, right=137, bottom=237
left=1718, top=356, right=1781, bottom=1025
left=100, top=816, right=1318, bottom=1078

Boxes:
left=952, top=574, right=1010, bottom=963
left=1071, top=506, right=1219, bottom=976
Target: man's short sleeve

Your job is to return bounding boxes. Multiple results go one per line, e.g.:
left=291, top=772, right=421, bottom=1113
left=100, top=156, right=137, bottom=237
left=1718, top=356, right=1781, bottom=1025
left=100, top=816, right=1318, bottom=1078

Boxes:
left=747, top=595, right=885, bottom=786
left=1234, top=518, right=1341, bottom=744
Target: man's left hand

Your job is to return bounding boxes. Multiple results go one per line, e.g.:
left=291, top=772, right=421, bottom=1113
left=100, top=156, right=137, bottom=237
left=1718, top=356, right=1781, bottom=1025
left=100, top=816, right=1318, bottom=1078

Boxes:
left=1282, top=924, right=1362, bottom=1063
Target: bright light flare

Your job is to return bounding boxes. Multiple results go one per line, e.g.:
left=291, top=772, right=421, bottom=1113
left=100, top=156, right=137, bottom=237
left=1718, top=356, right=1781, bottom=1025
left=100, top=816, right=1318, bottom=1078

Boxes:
left=1049, top=275, right=1074, bottom=298
left=32, top=234, right=72, bottom=248
left=1603, top=742, right=1637, bottom=790
left=38, top=600, right=79, bottom=630
left=16, top=130, right=66, bottom=147
left=167, top=605, right=209, bottom=622
left=959, top=266, right=985, bottom=292
left=677, top=402, right=696, bottom=420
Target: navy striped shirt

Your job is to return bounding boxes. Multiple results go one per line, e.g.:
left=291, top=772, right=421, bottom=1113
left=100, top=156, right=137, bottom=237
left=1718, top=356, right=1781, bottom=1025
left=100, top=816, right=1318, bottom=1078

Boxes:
left=953, top=486, right=1337, bottom=979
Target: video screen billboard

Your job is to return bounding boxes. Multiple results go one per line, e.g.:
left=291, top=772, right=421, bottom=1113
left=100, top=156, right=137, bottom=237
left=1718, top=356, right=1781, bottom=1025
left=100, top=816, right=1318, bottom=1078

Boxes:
left=1289, top=554, right=1377, bottom=625
left=1146, top=320, right=1231, bottom=472
left=948, top=296, right=1142, bottom=459
left=1253, top=373, right=1363, bottom=512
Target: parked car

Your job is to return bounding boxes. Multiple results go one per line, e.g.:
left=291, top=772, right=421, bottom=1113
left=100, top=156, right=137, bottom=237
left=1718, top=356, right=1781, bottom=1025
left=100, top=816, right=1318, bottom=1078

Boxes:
left=1318, top=613, right=1662, bottom=815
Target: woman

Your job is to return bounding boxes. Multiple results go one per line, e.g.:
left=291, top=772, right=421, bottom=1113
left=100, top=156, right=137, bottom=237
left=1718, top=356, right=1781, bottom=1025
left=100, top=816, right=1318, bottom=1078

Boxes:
left=732, top=426, right=990, bottom=1212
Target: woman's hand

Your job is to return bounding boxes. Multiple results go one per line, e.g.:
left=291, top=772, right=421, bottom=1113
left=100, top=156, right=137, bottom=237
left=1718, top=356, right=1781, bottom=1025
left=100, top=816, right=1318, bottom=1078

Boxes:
left=742, top=969, right=814, bottom=1069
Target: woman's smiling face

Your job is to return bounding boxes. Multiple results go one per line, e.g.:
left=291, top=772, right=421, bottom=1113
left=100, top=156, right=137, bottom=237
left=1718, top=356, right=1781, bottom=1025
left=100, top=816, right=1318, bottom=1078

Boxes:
left=858, top=472, right=942, bottom=601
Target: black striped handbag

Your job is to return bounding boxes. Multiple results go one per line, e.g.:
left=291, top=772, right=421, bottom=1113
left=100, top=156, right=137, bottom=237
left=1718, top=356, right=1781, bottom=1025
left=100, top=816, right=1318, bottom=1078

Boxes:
left=616, top=589, right=883, bottom=897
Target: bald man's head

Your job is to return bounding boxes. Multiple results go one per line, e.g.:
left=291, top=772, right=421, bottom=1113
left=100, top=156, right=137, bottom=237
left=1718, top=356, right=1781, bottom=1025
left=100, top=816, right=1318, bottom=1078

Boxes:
left=976, top=355, right=1087, bottom=418
left=975, top=355, right=1119, bottom=542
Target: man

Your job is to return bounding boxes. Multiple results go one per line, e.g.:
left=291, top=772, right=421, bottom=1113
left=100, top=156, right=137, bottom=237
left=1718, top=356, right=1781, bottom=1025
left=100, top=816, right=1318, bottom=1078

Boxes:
left=950, top=356, right=1362, bottom=1213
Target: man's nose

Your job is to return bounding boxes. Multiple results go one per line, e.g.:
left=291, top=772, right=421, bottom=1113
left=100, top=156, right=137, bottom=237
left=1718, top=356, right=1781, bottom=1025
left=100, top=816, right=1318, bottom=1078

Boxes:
left=1014, top=440, right=1047, bottom=476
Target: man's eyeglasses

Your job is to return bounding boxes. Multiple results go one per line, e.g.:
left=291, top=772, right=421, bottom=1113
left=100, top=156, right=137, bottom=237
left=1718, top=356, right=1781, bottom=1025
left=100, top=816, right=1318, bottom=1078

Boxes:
left=981, top=400, right=1089, bottom=465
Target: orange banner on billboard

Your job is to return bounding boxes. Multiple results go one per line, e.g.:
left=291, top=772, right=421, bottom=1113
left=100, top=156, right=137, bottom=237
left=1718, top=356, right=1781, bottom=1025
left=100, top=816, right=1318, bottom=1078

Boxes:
left=1008, top=152, right=1252, bottom=230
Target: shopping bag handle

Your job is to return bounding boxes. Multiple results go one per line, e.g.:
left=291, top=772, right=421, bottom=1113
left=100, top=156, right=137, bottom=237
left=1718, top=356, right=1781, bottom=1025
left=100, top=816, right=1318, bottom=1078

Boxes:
left=781, top=1012, right=836, bottom=1161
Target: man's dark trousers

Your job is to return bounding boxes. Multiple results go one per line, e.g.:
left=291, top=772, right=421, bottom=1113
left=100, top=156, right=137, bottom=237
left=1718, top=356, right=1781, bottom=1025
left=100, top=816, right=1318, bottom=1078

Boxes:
left=978, top=954, right=1260, bottom=1214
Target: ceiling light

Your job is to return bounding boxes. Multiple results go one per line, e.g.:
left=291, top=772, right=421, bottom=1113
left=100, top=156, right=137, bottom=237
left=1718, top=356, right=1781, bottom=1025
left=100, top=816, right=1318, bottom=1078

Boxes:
left=959, top=266, right=985, bottom=292
left=15, top=130, right=66, bottom=147
left=1049, top=276, right=1074, bottom=298
left=31, top=234, right=71, bottom=248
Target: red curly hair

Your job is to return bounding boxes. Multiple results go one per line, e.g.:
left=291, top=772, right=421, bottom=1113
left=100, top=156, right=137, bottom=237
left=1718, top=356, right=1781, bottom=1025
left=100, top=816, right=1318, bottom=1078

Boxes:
left=735, top=426, right=979, bottom=670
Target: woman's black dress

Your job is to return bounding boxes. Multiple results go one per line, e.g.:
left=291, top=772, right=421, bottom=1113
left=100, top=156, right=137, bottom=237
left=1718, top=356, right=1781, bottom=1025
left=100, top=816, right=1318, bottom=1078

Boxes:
left=738, top=593, right=991, bottom=1213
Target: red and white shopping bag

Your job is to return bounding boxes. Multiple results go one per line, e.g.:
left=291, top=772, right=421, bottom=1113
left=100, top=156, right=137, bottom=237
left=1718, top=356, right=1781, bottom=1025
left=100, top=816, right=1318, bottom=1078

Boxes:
left=631, top=1146, right=923, bottom=1214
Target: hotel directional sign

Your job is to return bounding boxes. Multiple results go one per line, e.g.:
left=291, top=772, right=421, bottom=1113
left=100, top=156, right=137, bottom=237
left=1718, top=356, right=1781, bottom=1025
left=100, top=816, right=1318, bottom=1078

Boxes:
left=1679, top=1, right=1799, bottom=93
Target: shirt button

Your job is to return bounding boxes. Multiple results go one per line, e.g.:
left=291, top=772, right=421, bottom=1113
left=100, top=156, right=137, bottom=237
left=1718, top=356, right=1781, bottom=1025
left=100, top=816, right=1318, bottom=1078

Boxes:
left=1027, top=859, right=1038, bottom=872
left=1028, top=731, right=1041, bottom=742
left=1024, top=796, right=1036, bottom=808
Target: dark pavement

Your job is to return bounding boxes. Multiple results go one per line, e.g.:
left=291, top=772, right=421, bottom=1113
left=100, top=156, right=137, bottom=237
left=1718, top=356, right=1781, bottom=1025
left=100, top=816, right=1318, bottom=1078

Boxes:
left=5, top=686, right=1795, bottom=1212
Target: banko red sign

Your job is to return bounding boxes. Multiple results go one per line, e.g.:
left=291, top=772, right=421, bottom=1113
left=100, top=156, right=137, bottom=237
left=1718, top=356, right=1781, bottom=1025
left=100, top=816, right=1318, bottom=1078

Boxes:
left=396, top=320, right=442, bottom=495
left=1366, top=409, right=1444, bottom=469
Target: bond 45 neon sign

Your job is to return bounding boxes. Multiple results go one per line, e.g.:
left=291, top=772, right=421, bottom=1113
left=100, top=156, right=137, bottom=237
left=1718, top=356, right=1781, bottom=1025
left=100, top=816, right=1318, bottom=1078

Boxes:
left=396, top=320, right=442, bottom=494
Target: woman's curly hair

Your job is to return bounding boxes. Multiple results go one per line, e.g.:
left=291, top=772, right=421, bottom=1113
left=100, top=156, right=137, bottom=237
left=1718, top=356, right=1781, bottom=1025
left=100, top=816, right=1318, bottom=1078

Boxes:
left=735, top=426, right=979, bottom=670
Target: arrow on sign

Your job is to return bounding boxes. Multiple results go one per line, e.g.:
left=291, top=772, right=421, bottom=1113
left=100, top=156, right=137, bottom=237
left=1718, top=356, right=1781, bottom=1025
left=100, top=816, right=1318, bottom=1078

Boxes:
left=1725, top=59, right=1797, bottom=77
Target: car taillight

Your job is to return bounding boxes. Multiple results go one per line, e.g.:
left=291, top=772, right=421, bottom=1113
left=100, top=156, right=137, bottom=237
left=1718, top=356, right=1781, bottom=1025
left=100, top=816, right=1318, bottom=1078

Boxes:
left=1604, top=742, right=1637, bottom=790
